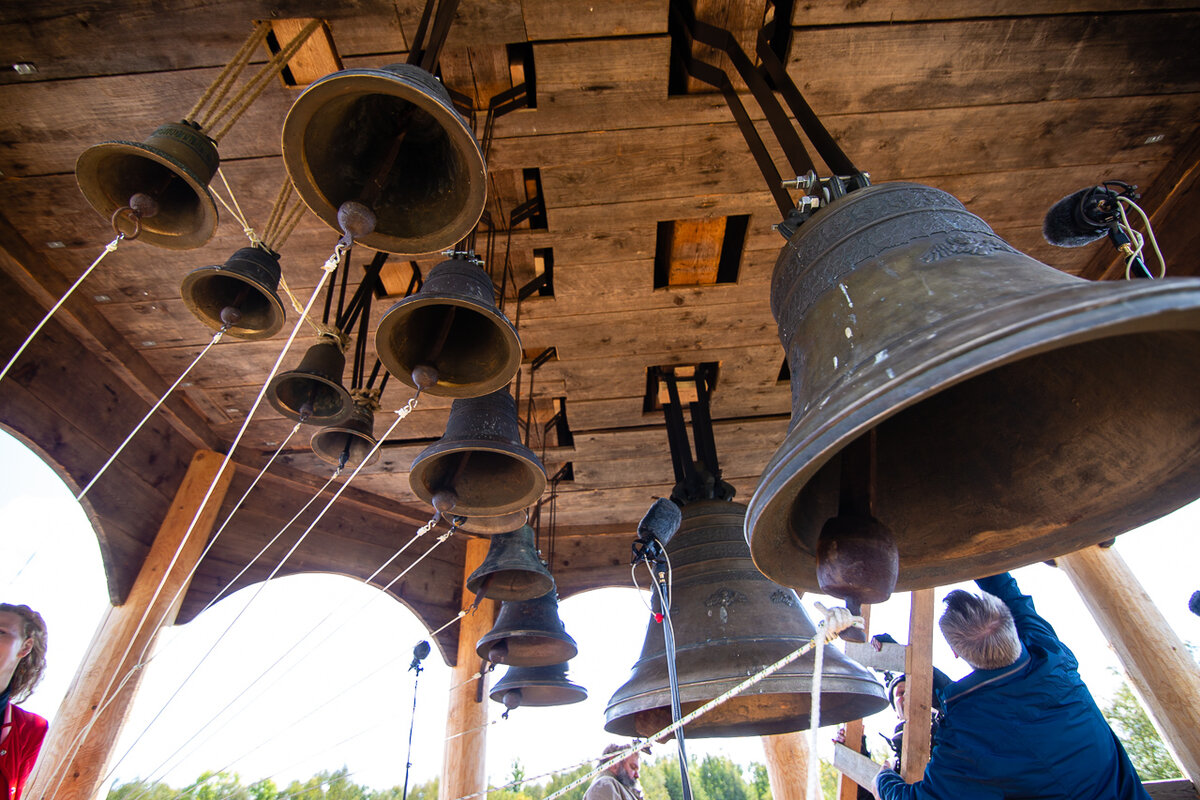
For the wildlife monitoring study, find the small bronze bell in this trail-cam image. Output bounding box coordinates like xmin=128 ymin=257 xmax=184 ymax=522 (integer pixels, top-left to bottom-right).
xmin=281 ymin=64 xmax=486 ymax=255
xmin=310 ymin=399 xmax=379 ymax=469
xmin=748 ymin=182 xmax=1200 ymax=596
xmin=374 ymin=256 xmax=520 ymax=398
xmin=76 ymin=120 xmax=220 ymax=250
xmin=180 ymin=247 xmax=286 ymax=340
xmin=409 ymin=389 xmax=546 ymax=517
xmin=605 ymin=499 xmax=887 ymax=738
xmin=476 ymin=585 xmax=578 ymax=666
xmin=267 ymin=336 xmax=353 ymax=425
xmin=465 ymin=526 xmax=554 ymax=602
xmin=490 ymin=661 xmax=587 ymax=710
xmin=453 ymin=509 xmax=529 ymax=536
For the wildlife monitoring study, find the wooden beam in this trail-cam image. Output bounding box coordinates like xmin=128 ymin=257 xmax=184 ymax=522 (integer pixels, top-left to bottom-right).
xmin=1058 ymin=545 xmax=1200 ymax=784
xmin=762 ymin=730 xmax=811 ymax=800
xmin=26 ymin=449 xmax=233 ymax=800
xmin=440 ymin=537 xmax=496 ymax=800
xmin=834 ymin=742 xmax=883 ymax=796
xmin=901 ymin=589 xmax=935 ymax=782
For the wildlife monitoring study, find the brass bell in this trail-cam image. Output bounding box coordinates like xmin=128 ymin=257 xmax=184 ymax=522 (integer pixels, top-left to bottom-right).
xmin=748 ymin=182 xmax=1200 ymax=597
xmin=605 ymin=499 xmax=888 ymax=738
xmin=409 ymin=389 xmax=547 ymax=517
xmin=281 ymin=63 xmax=486 ymax=255
xmin=267 ymin=336 xmax=353 ymax=425
xmin=476 ymin=585 xmax=578 ymax=666
xmin=453 ymin=508 xmax=529 ymax=536
xmin=465 ymin=525 xmax=554 ymax=602
xmin=374 ymin=256 xmax=520 ymax=398
xmin=310 ymin=398 xmax=379 ymax=469
xmin=180 ymin=247 xmax=286 ymax=340
xmin=75 ymin=120 xmax=220 ymax=250
xmin=490 ymin=661 xmax=587 ymax=710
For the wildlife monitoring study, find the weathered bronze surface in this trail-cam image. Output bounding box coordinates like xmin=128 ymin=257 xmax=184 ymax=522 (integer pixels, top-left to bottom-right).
xmin=180 ymin=246 xmax=285 ymax=340
xmin=605 ymin=499 xmax=887 ymax=738
xmin=748 ymin=182 xmax=1200 ymax=593
xmin=310 ymin=400 xmax=378 ymax=469
xmin=490 ymin=661 xmax=587 ymax=709
xmin=465 ymin=525 xmax=554 ymax=602
xmin=75 ymin=120 xmax=220 ymax=250
xmin=476 ymin=585 xmax=578 ymax=666
xmin=281 ymin=64 xmax=486 ymax=255
xmin=375 ymin=257 xmax=521 ymax=398
xmin=266 ymin=337 xmax=353 ymax=426
xmin=409 ymin=389 xmax=547 ymax=517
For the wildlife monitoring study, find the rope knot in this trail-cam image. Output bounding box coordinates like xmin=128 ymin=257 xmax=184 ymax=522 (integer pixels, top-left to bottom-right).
xmin=813 ymin=601 xmax=863 ymax=641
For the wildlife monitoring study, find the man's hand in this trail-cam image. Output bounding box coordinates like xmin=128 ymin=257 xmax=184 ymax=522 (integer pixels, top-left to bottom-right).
xmin=833 ymin=727 xmax=848 ymax=745
xmin=871 ymin=764 xmax=896 ymax=800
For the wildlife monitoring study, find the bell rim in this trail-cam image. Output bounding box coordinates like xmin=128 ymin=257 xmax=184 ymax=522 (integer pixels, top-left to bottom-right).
xmin=375 ymin=292 xmax=521 ymax=398
xmin=179 ymin=264 xmax=286 ymax=340
xmin=410 ymin=440 xmax=547 ymax=516
xmin=309 ymin=428 xmax=381 ymax=469
xmin=490 ymin=679 xmax=588 ymax=707
xmin=464 ymin=572 xmax=555 ymax=601
xmin=453 ymin=508 xmax=530 ymax=536
xmin=75 ymin=139 xmax=219 ymax=251
xmin=747 ymin=278 xmax=1200 ymax=593
xmin=266 ymin=372 xmax=354 ymax=426
xmin=475 ymin=633 xmax=579 ymax=666
xmin=280 ymin=67 xmax=487 ymax=256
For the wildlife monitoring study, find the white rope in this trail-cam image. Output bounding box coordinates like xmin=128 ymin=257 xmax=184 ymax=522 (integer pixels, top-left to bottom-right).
xmin=43 ymin=251 xmax=343 ymax=800
xmin=77 ymin=328 xmax=225 ymax=500
xmin=212 ymin=170 xmax=266 ymax=251
xmin=0 ymin=233 xmax=122 ymax=385
xmin=1117 ymin=196 xmax=1166 ymax=279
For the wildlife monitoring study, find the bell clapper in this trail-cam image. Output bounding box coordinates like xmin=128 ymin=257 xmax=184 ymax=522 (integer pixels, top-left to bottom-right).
xmin=411 ymin=364 xmax=439 ymax=391
xmin=219 ymin=305 xmax=243 ymax=331
xmin=298 ymin=399 xmax=315 ymax=424
xmin=336 ymin=200 xmax=377 ymax=245
xmin=432 ymin=488 xmax=458 ymax=515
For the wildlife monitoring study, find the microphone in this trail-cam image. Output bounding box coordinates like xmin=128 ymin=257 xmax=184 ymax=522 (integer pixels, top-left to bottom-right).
xmin=1043 ymin=185 xmax=1117 ymax=247
xmin=638 ymin=497 xmax=683 ymax=545
xmin=1189 ymin=590 xmax=1200 ymax=617
xmin=410 ymin=639 xmax=431 ymax=671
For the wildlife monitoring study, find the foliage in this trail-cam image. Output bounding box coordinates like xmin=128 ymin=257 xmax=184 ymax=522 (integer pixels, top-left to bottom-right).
xmin=1101 ymin=682 xmax=1182 ymax=781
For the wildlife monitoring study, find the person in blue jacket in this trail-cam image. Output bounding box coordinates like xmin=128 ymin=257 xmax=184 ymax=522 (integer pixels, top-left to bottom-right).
xmin=872 ymin=572 xmax=1150 ymax=800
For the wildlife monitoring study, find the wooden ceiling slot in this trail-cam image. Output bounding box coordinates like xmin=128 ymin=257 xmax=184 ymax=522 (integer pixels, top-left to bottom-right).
xmin=655 ymin=215 xmax=748 ymax=288
xmin=266 ymin=19 xmax=342 ymax=87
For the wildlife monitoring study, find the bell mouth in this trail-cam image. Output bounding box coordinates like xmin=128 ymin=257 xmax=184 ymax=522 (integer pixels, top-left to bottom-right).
xmin=180 ymin=248 xmax=286 ymax=340
xmin=410 ymin=441 xmax=547 ymax=516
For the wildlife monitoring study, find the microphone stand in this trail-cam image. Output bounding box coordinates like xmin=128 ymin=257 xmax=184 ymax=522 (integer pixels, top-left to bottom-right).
xmin=402 ymin=642 xmax=430 ymax=800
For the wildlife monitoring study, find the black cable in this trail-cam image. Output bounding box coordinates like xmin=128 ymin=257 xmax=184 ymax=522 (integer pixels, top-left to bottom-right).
xmin=652 ymin=570 xmax=693 ymax=800
xmin=402 ymin=641 xmax=431 ymax=800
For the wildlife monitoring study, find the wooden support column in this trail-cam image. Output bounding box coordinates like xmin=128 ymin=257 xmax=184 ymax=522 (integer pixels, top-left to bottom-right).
xmin=440 ymin=537 xmax=496 ymax=800
xmin=901 ymin=589 xmax=935 ymax=782
xmin=27 ymin=450 xmax=232 ymax=800
xmin=762 ymin=731 xmax=811 ymax=800
xmin=1058 ymin=545 xmax=1200 ymax=784
xmin=838 ymin=605 xmax=871 ymax=800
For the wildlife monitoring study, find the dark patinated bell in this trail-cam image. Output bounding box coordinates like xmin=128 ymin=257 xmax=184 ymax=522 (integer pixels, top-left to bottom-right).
xmin=281 ymin=63 xmax=486 ymax=255
xmin=267 ymin=337 xmax=353 ymax=425
xmin=76 ymin=120 xmax=220 ymax=250
xmin=375 ymin=256 xmax=520 ymax=398
xmin=464 ymin=525 xmax=554 ymax=602
xmin=605 ymin=499 xmax=887 ymax=738
xmin=748 ymin=182 xmax=1200 ymax=595
xmin=180 ymin=246 xmax=286 ymax=340
xmin=476 ymin=585 xmax=578 ymax=666
xmin=409 ymin=389 xmax=547 ymax=517
xmin=490 ymin=661 xmax=587 ymax=710
xmin=310 ymin=399 xmax=379 ymax=468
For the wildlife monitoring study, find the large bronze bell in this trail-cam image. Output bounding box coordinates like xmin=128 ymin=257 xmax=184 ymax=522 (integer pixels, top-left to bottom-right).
xmin=267 ymin=336 xmax=353 ymax=425
xmin=476 ymin=585 xmax=578 ymax=666
xmin=310 ymin=398 xmax=379 ymax=469
xmin=409 ymin=389 xmax=547 ymax=516
xmin=76 ymin=121 xmax=220 ymax=250
xmin=180 ymin=247 xmax=286 ymax=340
xmin=281 ymin=64 xmax=486 ymax=255
xmin=375 ymin=256 xmax=521 ymax=398
xmin=465 ymin=525 xmax=554 ymax=602
xmin=490 ymin=661 xmax=587 ymax=710
xmin=605 ymin=499 xmax=887 ymax=738
xmin=747 ymin=182 xmax=1200 ymax=595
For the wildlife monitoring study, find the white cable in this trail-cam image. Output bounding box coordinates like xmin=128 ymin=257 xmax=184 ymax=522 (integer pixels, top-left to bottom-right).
xmin=1118 ymin=196 xmax=1166 ymax=278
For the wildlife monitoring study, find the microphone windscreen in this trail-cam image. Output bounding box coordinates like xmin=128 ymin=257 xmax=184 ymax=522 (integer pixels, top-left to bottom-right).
xmin=413 ymin=640 xmax=432 ymax=660
xmin=637 ymin=497 xmax=682 ymax=544
xmin=1043 ymin=187 xmax=1111 ymax=247
xmin=1189 ymin=590 xmax=1200 ymax=617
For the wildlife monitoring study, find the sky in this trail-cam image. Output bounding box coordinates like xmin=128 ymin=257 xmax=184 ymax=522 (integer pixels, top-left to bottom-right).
xmin=1 ymin=426 xmax=1197 ymax=796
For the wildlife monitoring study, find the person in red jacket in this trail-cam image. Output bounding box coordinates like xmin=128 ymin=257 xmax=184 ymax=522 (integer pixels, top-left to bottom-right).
xmin=0 ymin=604 xmax=48 ymax=800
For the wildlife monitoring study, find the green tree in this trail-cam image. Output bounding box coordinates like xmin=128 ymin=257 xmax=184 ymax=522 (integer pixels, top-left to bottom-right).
xmin=249 ymin=778 xmax=279 ymax=800
xmin=695 ymin=755 xmax=748 ymax=800
xmin=748 ymin=762 xmax=771 ymax=800
xmin=107 ymin=779 xmax=177 ymax=800
xmin=1102 ymin=682 xmax=1182 ymax=781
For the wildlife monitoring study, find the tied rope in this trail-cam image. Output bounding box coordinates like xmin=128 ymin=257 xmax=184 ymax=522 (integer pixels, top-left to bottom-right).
xmin=0 ymin=233 xmax=122 ymax=386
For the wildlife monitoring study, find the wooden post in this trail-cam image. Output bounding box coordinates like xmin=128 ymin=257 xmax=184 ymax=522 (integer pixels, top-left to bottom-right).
xmin=762 ymin=730 xmax=811 ymax=800
xmin=27 ymin=450 xmax=232 ymax=800
xmin=838 ymin=605 xmax=871 ymax=800
xmin=1058 ymin=545 xmax=1200 ymax=784
xmin=901 ymin=589 xmax=935 ymax=782
xmin=440 ymin=537 xmax=496 ymax=800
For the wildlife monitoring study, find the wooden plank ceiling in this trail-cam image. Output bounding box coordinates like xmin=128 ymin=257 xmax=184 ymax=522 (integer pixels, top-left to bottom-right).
xmin=1 ymin=0 xmax=1198 ymax=663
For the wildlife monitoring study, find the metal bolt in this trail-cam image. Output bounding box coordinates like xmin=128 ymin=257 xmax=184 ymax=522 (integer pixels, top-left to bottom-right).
xmin=140 ymin=340 xmax=156 ymax=347
xmin=1144 ymin=134 xmax=1165 ymax=145
xmin=12 ymin=63 xmax=37 ymax=75
xmin=46 ymin=241 xmax=66 ymax=249
xmin=93 ymin=295 xmax=111 ymax=303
